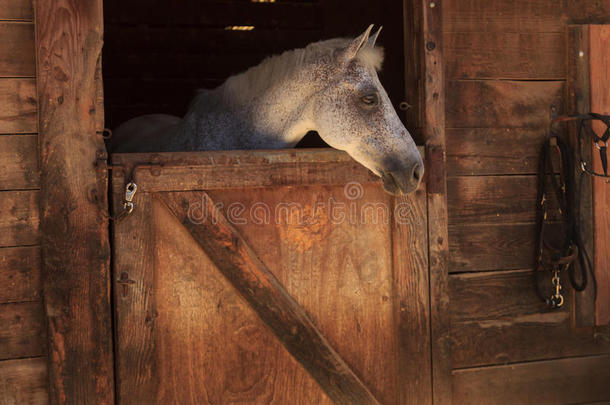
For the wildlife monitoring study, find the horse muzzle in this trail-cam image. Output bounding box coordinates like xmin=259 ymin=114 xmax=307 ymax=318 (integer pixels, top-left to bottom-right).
xmin=380 ymin=160 xmax=424 ymax=195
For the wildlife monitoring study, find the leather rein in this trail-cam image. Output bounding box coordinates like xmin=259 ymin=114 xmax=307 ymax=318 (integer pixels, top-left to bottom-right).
xmin=535 ymin=113 xmax=609 ymax=308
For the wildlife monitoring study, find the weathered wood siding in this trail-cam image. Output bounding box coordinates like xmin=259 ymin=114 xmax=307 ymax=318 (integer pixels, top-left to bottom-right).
xmin=444 ymin=1 xmax=610 ymax=403
xmin=0 ymin=0 xmax=48 ymax=404
xmin=111 ymin=150 xmax=431 ymax=404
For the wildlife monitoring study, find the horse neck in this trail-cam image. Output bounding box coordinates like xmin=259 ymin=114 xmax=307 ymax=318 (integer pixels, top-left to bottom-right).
xmin=220 ymin=66 xmax=321 ymax=147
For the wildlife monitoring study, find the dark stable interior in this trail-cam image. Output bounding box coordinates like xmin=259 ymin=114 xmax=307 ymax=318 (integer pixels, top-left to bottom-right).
xmin=103 ymin=0 xmax=406 ymax=148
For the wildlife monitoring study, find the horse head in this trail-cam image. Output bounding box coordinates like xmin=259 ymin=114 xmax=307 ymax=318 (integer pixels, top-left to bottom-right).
xmin=312 ymin=25 xmax=423 ymax=195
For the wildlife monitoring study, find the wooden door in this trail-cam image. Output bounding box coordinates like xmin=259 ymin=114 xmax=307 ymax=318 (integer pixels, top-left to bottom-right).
xmin=111 ymin=149 xmax=430 ymax=404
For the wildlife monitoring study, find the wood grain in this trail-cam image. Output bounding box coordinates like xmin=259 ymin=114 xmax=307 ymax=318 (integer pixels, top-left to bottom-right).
xmin=111 ymin=149 xmax=387 ymax=192
xmin=0 ymin=246 xmax=40 ymax=303
xmin=421 ymin=0 xmax=452 ymax=402
xmin=159 ymin=190 xmax=380 ymax=405
xmin=453 ymin=354 xmax=610 ymax=404
xmin=0 ymin=135 xmax=39 ymax=190
xmin=567 ymin=25 xmax=596 ymax=326
xmin=0 ymin=79 xmax=37 ymax=134
xmin=0 ymin=23 xmax=35 ymax=77
xmin=443 ymin=0 xmax=566 ymax=33
xmin=449 ymin=223 xmax=536 ymax=272
xmin=0 ymin=357 xmax=48 ymax=405
xmin=208 ymin=184 xmax=421 ymax=405
xmin=446 ymin=128 xmax=547 ymax=175
xmin=450 ymin=270 xmax=610 ymax=368
xmin=446 ymin=80 xmax=564 ymax=128
xmin=445 ymin=32 xmax=565 ymax=79
xmin=450 ymin=270 xmax=553 ymax=323
xmin=152 ymin=194 xmax=332 ymax=404
xmin=0 ymin=301 xmax=46 ymax=360
xmin=589 ymin=25 xmax=610 ymax=326
xmin=35 ymin=1 xmax=114 ymax=403
xmin=112 ymin=192 xmax=157 ymax=404
xmin=0 ymin=0 xmax=33 ymax=21
xmin=567 ymin=0 xmax=610 ymax=24
xmin=392 ymin=189 xmax=432 ymax=404
xmin=0 ymin=190 xmax=39 ymax=247
xmin=447 ymin=175 xmax=561 ymax=224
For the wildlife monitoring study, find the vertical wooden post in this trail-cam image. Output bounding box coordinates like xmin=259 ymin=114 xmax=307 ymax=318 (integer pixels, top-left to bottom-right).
xmin=421 ymin=0 xmax=452 ymax=403
xmin=570 ymin=25 xmax=610 ymax=327
xmin=589 ymin=25 xmax=610 ymax=326
xmin=34 ymin=1 xmax=114 ymax=404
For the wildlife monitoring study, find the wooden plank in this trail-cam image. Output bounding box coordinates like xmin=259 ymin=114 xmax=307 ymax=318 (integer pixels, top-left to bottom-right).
xmin=0 ymin=23 xmax=35 ymax=77
xmin=0 ymin=190 xmax=39 ymax=247
xmin=34 ymin=1 xmax=114 ymax=404
xmin=449 ymin=223 xmax=536 ymax=272
xmin=445 ymin=32 xmax=565 ymax=79
xmin=148 ymin=194 xmax=332 ymax=404
xmin=567 ymin=25 xmax=596 ymax=326
xmin=110 ymin=148 xmax=427 ymax=192
xmin=0 ymin=135 xmax=39 ymax=190
xmin=0 ymin=246 xmax=40 ymax=303
xmin=113 ymin=156 xmax=378 ymax=192
xmin=453 ymin=354 xmax=610 ymax=404
xmin=0 ymin=79 xmax=37 ymax=134
xmin=158 ymin=190 xmax=380 ymax=405
xmin=589 ymin=25 xmax=610 ymax=326
xmin=443 ymin=0 xmax=566 ymax=33
xmin=446 ymin=80 xmax=564 ymax=128
xmin=393 ymin=188 xmax=432 ymax=404
xmin=205 ymin=184 xmax=408 ymax=404
xmin=112 ymin=191 xmax=157 ymax=404
xmin=420 ymin=0 xmax=452 ymax=402
xmin=446 ymin=128 xmax=547 ymax=175
xmin=450 ymin=270 xmax=610 ymax=368
xmin=0 ymin=302 xmax=46 ymax=360
xmin=0 ymin=0 xmax=33 ymax=21
xmin=402 ymin=0 xmax=423 ymax=135
xmin=0 ymin=357 xmax=48 ymax=405
xmin=447 ymin=175 xmax=561 ymax=224
xmin=567 ymin=0 xmax=610 ymax=24
xmin=453 ymin=315 xmax=610 ymax=369
xmin=450 ymin=270 xmax=553 ymax=323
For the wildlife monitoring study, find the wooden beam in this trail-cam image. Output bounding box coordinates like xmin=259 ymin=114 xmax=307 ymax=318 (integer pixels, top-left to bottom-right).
xmin=453 ymin=354 xmax=610 ymax=404
xmin=420 ymin=0 xmax=452 ymax=403
xmin=392 ymin=189 xmax=433 ymax=404
xmin=567 ymin=25 xmax=596 ymax=327
xmin=589 ymin=25 xmax=610 ymax=326
xmin=0 ymin=246 xmax=41 ymax=303
xmin=34 ymin=1 xmax=114 ymax=403
xmin=158 ymin=190 xmax=381 ymax=405
xmin=0 ymin=357 xmax=48 ymax=404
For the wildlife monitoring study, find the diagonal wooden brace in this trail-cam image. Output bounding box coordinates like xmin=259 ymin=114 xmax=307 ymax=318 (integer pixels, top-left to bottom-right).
xmin=157 ymin=191 xmax=380 ymax=405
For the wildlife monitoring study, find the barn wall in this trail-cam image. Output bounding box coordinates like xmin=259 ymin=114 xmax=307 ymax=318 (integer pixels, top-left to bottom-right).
xmin=0 ymin=0 xmax=49 ymax=404
xmin=443 ymin=1 xmax=610 ymax=403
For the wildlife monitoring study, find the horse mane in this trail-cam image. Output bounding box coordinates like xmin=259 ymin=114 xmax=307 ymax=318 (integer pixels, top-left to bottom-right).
xmin=216 ymin=37 xmax=384 ymax=107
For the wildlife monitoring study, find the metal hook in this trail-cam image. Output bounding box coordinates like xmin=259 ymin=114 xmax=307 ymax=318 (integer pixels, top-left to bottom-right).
xmin=123 ymin=182 xmax=137 ymax=214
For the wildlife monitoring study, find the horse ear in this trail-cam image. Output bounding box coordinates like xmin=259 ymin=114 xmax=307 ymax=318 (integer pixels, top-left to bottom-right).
xmin=338 ymin=24 xmax=374 ymax=63
xmin=367 ymin=26 xmax=382 ymax=48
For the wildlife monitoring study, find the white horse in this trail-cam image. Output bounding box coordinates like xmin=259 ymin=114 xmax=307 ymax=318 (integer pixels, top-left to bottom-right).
xmin=110 ymin=25 xmax=424 ymax=195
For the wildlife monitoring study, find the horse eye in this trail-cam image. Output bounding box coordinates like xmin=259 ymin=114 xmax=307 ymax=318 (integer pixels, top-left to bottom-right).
xmin=361 ymin=94 xmax=379 ymax=106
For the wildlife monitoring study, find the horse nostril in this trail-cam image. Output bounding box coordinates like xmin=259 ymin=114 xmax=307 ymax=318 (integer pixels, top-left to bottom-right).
xmin=412 ymin=163 xmax=424 ymax=182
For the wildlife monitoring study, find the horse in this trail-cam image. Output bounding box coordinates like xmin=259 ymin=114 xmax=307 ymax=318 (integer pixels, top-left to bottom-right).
xmin=110 ymin=25 xmax=424 ymax=195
